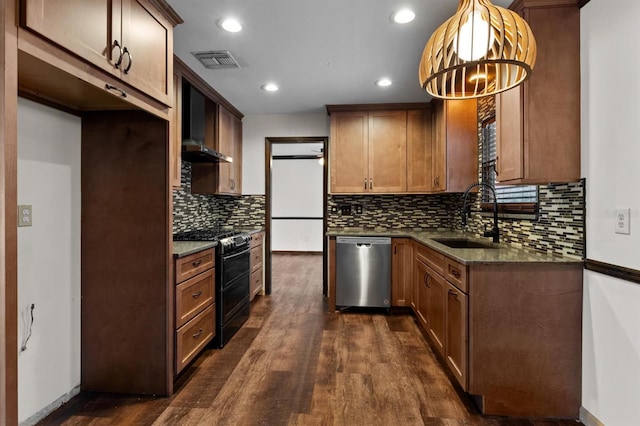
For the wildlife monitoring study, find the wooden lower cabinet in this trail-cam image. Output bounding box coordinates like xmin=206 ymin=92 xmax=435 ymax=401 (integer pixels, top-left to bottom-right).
xmin=391 ymin=238 xmax=413 ymax=307
xmin=407 ymin=241 xmax=582 ymax=417
xmin=174 ymin=248 xmax=216 ymax=374
xmin=250 ymin=231 xmax=264 ymax=301
xmin=445 ymin=282 xmax=467 ymax=390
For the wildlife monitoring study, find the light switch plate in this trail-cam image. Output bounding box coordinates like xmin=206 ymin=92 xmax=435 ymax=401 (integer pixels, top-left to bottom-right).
xmin=614 ymin=208 xmax=630 ymax=234
xmin=18 ymin=205 xmax=32 ymax=227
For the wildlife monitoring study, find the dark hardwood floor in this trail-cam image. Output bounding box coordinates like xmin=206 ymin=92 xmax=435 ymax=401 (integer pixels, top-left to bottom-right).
xmin=40 ymin=253 xmax=582 ymax=425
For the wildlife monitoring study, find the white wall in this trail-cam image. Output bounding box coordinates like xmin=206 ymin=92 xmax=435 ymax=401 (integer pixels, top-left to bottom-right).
xmin=242 ymin=113 xmax=329 ymax=194
xmin=581 ymin=2 xmax=640 ymax=425
xmin=17 ymin=98 xmax=81 ymax=423
xmin=272 ymin=158 xmax=324 ymax=251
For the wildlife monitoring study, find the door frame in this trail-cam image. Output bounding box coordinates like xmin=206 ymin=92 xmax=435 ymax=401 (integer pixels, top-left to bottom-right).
xmin=264 ymin=137 xmax=329 ymax=296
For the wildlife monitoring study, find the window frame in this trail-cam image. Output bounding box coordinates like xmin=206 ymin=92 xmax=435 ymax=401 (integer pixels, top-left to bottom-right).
xmin=480 ymin=116 xmax=538 ymax=217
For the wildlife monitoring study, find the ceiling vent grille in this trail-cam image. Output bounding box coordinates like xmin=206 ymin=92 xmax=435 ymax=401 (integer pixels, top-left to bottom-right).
xmin=192 ymin=50 xmax=240 ymax=69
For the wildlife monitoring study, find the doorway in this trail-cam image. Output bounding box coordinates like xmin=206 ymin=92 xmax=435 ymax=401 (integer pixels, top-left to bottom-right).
xmin=264 ymin=137 xmax=329 ymax=296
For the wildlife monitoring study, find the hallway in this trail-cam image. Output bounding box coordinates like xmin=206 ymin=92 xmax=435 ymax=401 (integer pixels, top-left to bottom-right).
xmin=41 ymin=254 xmax=580 ymax=425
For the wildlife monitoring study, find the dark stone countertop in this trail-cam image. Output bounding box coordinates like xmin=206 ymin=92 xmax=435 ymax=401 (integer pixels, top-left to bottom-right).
xmin=326 ymin=228 xmax=583 ymax=265
xmin=173 ymin=241 xmax=217 ymax=258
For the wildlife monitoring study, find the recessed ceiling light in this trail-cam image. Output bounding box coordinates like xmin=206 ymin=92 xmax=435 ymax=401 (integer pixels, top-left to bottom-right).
xmin=261 ymin=83 xmax=279 ymax=92
xmin=376 ymin=78 xmax=392 ymax=87
xmin=391 ymin=9 xmax=415 ymax=24
xmin=220 ymin=18 xmax=242 ymax=33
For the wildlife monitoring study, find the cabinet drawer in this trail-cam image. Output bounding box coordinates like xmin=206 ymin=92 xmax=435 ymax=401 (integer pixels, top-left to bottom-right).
xmin=445 ymin=258 xmax=467 ymax=293
xmin=415 ymin=243 xmax=445 ymax=276
xmin=175 ymin=304 xmax=215 ymax=374
xmin=250 ymin=246 xmax=263 ymax=271
xmin=176 ymin=269 xmax=215 ymax=328
xmin=250 ymin=267 xmax=263 ymax=298
xmin=175 ymin=249 xmax=215 ymax=283
xmin=251 ymin=232 xmax=264 ymax=248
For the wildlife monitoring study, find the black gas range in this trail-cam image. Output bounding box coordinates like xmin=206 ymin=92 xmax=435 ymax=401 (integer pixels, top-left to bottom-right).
xmin=173 ymin=229 xmax=251 ymax=348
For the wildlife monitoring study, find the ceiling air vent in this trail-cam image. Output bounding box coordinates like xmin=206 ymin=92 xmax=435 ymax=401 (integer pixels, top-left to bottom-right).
xmin=192 ymin=50 xmax=240 ymax=69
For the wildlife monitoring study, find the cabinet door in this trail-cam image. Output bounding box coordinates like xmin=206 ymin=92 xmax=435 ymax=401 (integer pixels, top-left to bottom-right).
xmin=426 ymin=267 xmax=446 ymax=357
xmin=231 ymin=114 xmax=243 ymax=194
xmin=446 ymin=282 xmax=468 ymax=390
xmin=407 ymin=109 xmax=434 ymax=192
xmin=496 ymin=87 xmax=524 ymax=182
xmin=391 ymin=239 xmax=413 ymax=307
xmin=432 ymin=101 xmax=446 ymax=192
xmin=217 ymin=105 xmax=235 ymax=193
xmin=330 ymin=112 xmax=369 ymax=193
xmin=21 ymin=0 xmax=118 ymax=75
xmin=120 ymin=0 xmax=172 ymax=105
xmin=368 ymin=111 xmax=407 ymax=193
xmin=415 ymin=259 xmax=429 ymax=328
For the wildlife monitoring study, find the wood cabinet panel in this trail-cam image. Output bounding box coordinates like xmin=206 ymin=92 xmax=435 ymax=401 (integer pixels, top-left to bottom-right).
xmin=415 ymin=243 xmax=445 ymax=276
xmin=21 ymin=0 xmax=174 ymax=105
xmin=496 ymin=0 xmax=580 ymax=184
xmin=21 ymin=0 xmax=116 ymax=76
xmin=249 ymin=231 xmax=264 ymax=301
xmin=425 ymin=265 xmax=446 ymax=357
xmin=251 ymin=246 xmax=263 ymax=272
xmin=120 ymin=0 xmax=172 ymax=105
xmin=170 ymin=70 xmax=182 ymax=188
xmin=407 ymin=109 xmax=434 ymax=192
xmin=391 ymin=238 xmax=413 ymax=307
xmin=415 ymin=259 xmax=429 ymax=328
xmin=175 ymin=269 xmax=214 ymax=329
xmin=251 ymin=231 xmax=264 ymax=247
xmin=368 ymin=111 xmax=407 ymax=192
xmin=250 ymin=268 xmax=263 ymax=300
xmin=444 ymin=258 xmax=467 ymax=293
xmin=175 ymin=249 xmax=215 ymax=284
xmin=446 ymin=282 xmax=468 ymax=390
xmin=330 ymin=112 xmax=369 ymax=193
xmin=175 ymin=304 xmax=215 ymax=373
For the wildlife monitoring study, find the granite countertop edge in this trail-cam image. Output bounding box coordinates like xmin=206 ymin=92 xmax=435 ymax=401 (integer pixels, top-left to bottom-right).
xmin=326 ymin=229 xmax=583 ymax=265
xmin=173 ymin=241 xmax=218 ymax=258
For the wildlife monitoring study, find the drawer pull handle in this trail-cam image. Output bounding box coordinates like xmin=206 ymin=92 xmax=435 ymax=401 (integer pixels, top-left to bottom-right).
xmin=448 ymin=289 xmax=458 ymax=298
xmin=192 ymin=291 xmax=203 ymax=298
xmin=113 ymin=40 xmax=123 ymax=68
xmin=451 ymin=269 xmax=460 ymax=278
xmin=192 ymin=328 xmax=204 ymax=339
xmin=423 ymin=273 xmax=430 ymax=288
xmin=192 ymin=260 xmax=202 ymax=267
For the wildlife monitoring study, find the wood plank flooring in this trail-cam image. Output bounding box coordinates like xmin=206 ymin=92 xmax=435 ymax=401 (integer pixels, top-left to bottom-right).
xmin=40 ymin=253 xmax=582 ymax=426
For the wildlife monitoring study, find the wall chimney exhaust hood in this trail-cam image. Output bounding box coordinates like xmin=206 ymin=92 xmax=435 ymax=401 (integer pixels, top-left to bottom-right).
xmin=181 ymin=81 xmax=232 ymax=163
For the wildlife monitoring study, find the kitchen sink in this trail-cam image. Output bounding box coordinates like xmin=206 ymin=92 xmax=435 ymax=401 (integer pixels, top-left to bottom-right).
xmin=431 ymin=238 xmax=499 ymax=249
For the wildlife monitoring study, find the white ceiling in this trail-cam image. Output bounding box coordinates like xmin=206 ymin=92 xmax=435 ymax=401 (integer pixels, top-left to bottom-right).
xmin=167 ymin=0 xmax=512 ymax=116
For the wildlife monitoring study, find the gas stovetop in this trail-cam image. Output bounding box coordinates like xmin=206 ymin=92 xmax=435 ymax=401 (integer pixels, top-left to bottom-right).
xmin=173 ymin=229 xmax=244 ymax=242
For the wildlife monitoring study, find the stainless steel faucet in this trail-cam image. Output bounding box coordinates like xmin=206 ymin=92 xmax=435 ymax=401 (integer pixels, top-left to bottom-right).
xmin=461 ymin=182 xmax=500 ymax=243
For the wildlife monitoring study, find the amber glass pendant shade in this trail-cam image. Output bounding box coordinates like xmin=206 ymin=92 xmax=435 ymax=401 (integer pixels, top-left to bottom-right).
xmin=419 ymin=0 xmax=537 ymax=99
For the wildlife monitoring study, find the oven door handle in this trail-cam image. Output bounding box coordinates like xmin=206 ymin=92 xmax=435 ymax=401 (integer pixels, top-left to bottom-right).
xmin=222 ymin=247 xmax=250 ymax=261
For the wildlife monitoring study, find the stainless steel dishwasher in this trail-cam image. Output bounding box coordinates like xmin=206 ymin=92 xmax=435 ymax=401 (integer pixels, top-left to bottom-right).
xmin=336 ymin=236 xmax=391 ymax=309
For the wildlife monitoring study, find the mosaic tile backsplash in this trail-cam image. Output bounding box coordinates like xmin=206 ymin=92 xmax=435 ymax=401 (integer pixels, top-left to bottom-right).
xmin=173 ymin=161 xmax=265 ymax=234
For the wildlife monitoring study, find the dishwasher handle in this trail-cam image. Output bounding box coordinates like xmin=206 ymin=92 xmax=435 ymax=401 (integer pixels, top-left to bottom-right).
xmin=356 ymin=243 xmax=371 ymax=248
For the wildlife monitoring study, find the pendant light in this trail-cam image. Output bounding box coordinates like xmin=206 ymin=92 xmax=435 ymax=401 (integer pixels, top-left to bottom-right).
xmin=419 ymin=0 xmax=537 ymax=99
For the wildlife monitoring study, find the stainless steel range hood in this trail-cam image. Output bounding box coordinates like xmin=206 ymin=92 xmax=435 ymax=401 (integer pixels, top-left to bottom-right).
xmin=181 ymin=80 xmax=232 ymax=163
xmin=182 ymin=140 xmax=232 ymax=163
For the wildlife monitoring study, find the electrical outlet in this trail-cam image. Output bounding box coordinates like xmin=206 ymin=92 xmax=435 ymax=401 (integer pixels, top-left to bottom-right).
xmin=354 ymin=204 xmax=363 ymax=214
xmin=614 ymin=208 xmax=630 ymax=234
xmin=340 ymin=205 xmax=352 ymax=215
xmin=18 ymin=205 xmax=32 ymax=227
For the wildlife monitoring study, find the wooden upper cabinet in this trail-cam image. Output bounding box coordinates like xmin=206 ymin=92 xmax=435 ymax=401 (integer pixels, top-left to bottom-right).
xmin=407 ymin=108 xmax=434 ymax=193
xmin=431 ymin=99 xmax=478 ymax=193
xmin=20 ymin=0 xmax=174 ymax=106
xmin=496 ymin=0 xmax=580 ymax=184
xmin=368 ymin=111 xmax=407 ymax=193
xmin=330 ymin=111 xmax=369 ymax=193
xmin=216 ymin=105 xmax=242 ymax=195
xmin=170 ymin=70 xmax=182 ymax=188
xmin=329 ymin=110 xmax=406 ymax=193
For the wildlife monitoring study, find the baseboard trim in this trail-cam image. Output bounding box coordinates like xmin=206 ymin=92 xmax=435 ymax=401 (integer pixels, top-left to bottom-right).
xmin=21 ymin=385 xmax=81 ymax=426
xmin=272 ymin=251 xmax=322 ymax=255
xmin=580 ymin=406 xmax=606 ymax=426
